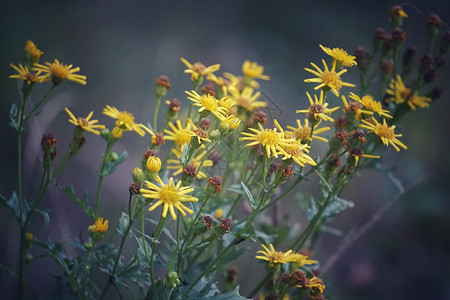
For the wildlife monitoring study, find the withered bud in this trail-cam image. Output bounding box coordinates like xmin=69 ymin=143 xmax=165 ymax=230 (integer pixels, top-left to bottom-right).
xmin=156 ymin=75 xmax=171 ymax=89
xmin=349 ymin=129 xmax=367 ymax=144
xmin=167 ymin=98 xmax=181 ymax=112
xmin=391 ymin=27 xmax=406 ymax=46
xmin=373 ymin=28 xmax=387 ymax=51
xmin=76 ymin=136 xmax=86 ymax=148
xmin=219 ymin=218 xmax=233 ymax=233
xmin=439 ymin=30 xmax=450 ymax=54
xmin=253 ymin=110 xmax=268 ymax=124
xmin=267 ymin=161 xmax=279 ymax=176
xmin=152 ymin=132 xmax=166 ymax=145
xmin=281 ymin=273 xmax=292 ymax=283
xmin=427 ymin=14 xmax=442 ymax=38
xmin=424 ymin=68 xmax=438 ymax=83
xmin=200 ymin=82 xmax=216 ymax=97
xmin=143 ymin=149 xmax=157 ymax=159
xmin=389 ymin=5 xmax=406 ymax=19
xmin=291 ymin=270 xmax=307 ymax=286
xmin=349 ymin=147 xmax=364 ymax=158
xmin=420 ymin=54 xmax=434 ymax=70
xmin=201 ymin=215 xmax=214 ymax=230
xmin=353 ymin=46 xmax=370 ymax=72
xmin=199 ymin=118 xmax=211 ymax=130
xmin=207 ymin=175 xmax=223 ymax=193
xmin=281 ymin=165 xmax=295 ymax=177
xmin=208 ymin=150 xmax=222 ymax=165
xmin=182 ymin=164 xmax=198 ymax=177
xmin=334 ymin=116 xmax=347 ymax=131
xmin=41 ymin=133 xmax=57 ymax=155
xmin=129 ymin=182 xmax=140 ymax=195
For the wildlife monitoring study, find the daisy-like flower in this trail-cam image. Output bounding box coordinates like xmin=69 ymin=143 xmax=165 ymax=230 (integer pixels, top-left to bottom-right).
xmin=304 ymin=59 xmax=355 ymax=96
xmin=242 ymin=60 xmax=270 ymax=80
xmin=164 ymin=119 xmax=194 ymax=146
xmin=349 ymin=92 xmax=393 ymax=118
xmin=348 ymin=147 xmax=380 ymax=166
xmin=359 ymin=117 xmax=407 ymax=152
xmin=181 ymin=57 xmax=220 ymax=82
xmin=341 ymin=95 xmax=374 ymax=119
xmin=296 ymin=277 xmax=326 ymax=294
xmin=140 ymin=176 xmax=198 ymax=220
xmin=386 ymin=75 xmax=432 ymax=110
xmin=91 ymin=217 xmax=109 ymax=233
xmin=32 ymin=59 xmax=87 ymax=85
xmin=103 ymin=105 xmax=146 ymax=138
xmin=187 ymin=118 xmax=211 ymax=145
xmin=255 ymin=243 xmax=292 ymax=267
xmin=65 ymin=108 xmax=105 ymax=135
xmin=239 ymin=119 xmax=293 ymax=158
xmin=285 ymin=252 xmax=318 ymax=267
xmin=167 ymin=148 xmax=213 ymax=179
xmin=9 ymin=63 xmax=49 ymax=85
xmin=185 ymin=90 xmax=228 ymax=120
xmin=287 ymin=119 xmax=330 ymax=143
xmin=24 ymin=40 xmax=44 ymax=62
xmin=217 ymin=96 xmax=236 ymax=110
xmin=319 ymin=44 xmax=357 ymax=68
xmin=228 ymin=86 xmax=267 ymax=112
xmin=141 ymin=125 xmax=166 ymax=146
xmin=296 ymin=91 xmax=340 ymax=122
xmin=220 ymin=115 xmax=241 ymax=130
xmin=277 ymin=140 xmax=317 ymax=167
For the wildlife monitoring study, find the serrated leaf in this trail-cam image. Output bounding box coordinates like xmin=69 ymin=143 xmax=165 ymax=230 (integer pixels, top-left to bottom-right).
xmin=205 ymin=286 xmax=250 ymax=299
xmin=56 ymin=183 xmax=95 ymax=219
xmin=0 ymin=191 xmax=29 ymax=223
xmin=103 ymin=151 xmax=127 ymax=176
xmin=305 ymin=196 xmax=318 ymax=220
xmin=9 ymin=103 xmax=18 ymax=129
xmin=322 ymin=197 xmax=354 ymax=219
xmin=240 ymin=182 xmax=256 ymax=209
xmin=133 ymin=234 xmax=152 ymax=269
xmin=117 ymin=212 xmax=132 ymax=238
xmin=144 ymin=218 xmax=177 ymax=244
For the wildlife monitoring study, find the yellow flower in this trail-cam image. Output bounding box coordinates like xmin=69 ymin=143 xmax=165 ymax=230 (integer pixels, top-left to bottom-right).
xmin=181 ymin=57 xmax=220 ymax=81
xmin=341 ymin=95 xmax=374 ymax=119
xmin=348 ymin=92 xmax=393 ymax=118
xmin=286 ymin=119 xmax=330 ymax=143
xmin=277 ymin=140 xmax=317 ymax=167
xmin=359 ymin=117 xmax=407 ymax=152
xmin=206 ymin=73 xmax=229 ymax=95
xmin=167 ymin=149 xmax=213 ymax=179
xmin=239 ymin=119 xmax=293 ymax=158
xmin=319 ymin=44 xmax=357 ymax=68
xmin=140 ymin=176 xmax=198 ymax=220
xmin=223 ymin=72 xmax=260 ymax=90
xmin=242 ymin=60 xmax=270 ymax=80
xmin=187 ymin=118 xmax=211 ymax=145
xmin=91 ymin=217 xmax=109 ymax=233
xmin=296 ymin=91 xmax=340 ymax=122
xmin=215 ymin=208 xmax=224 ymax=219
xmin=348 ymin=147 xmax=380 ymax=166
xmin=386 ymin=75 xmax=431 ymax=110
xmin=255 ymin=243 xmax=292 ymax=267
xmin=32 ymin=59 xmax=87 ymax=85
xmin=285 ymin=252 xmax=318 ymax=267
xmin=24 ymin=40 xmax=44 ymax=62
xmin=146 ymin=155 xmax=162 ymax=173
xmin=228 ymin=86 xmax=267 ymax=112
xmin=102 ymin=105 xmax=146 ymax=138
xmin=164 ymin=120 xmax=194 ymax=146
xmin=9 ymin=63 xmax=49 ymax=85
xmin=296 ymin=277 xmax=326 ymax=294
xmin=304 ymin=59 xmax=355 ymax=96
xmin=185 ymin=90 xmax=228 ymax=120
xmin=217 ymin=96 xmax=235 ymax=110
xmin=65 ymin=108 xmax=105 ymax=135
xmin=220 ymin=115 xmax=241 ymax=130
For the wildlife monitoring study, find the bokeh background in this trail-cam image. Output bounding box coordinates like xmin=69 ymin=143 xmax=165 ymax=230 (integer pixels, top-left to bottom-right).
xmin=1 ymin=0 xmax=450 ymax=299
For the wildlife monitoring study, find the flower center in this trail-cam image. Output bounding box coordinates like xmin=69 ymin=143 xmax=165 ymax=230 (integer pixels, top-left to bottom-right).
xmin=77 ymin=117 xmax=89 ymax=127
xmin=320 ymin=71 xmax=342 ymax=90
xmin=258 ymin=129 xmax=280 ymax=146
xmin=237 ymin=96 xmax=251 ymax=108
xmin=283 ymin=143 xmax=303 ymax=156
xmin=310 ymin=104 xmax=324 ymax=114
xmin=269 ymin=251 xmax=284 ymax=265
xmin=400 ymin=87 xmax=411 ymax=99
xmin=199 ymin=94 xmax=219 ymax=111
xmin=194 ymin=128 xmax=208 ymax=139
xmin=159 ymin=184 xmax=181 ymax=204
xmin=376 ymin=124 xmax=395 ymax=139
xmin=117 ymin=111 xmax=135 ymax=125
xmin=175 ymin=130 xmax=192 ymax=145
xmin=192 ymin=62 xmax=206 ymax=74
xmin=294 ymin=127 xmax=311 ymax=141
xmin=362 ymin=96 xmax=383 ymax=111
xmin=50 ymin=63 xmax=70 ymax=79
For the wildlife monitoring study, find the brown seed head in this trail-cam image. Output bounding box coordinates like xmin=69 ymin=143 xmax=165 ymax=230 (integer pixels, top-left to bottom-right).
xmin=129 ymin=182 xmax=140 ymax=195
xmin=152 ymin=132 xmax=166 ymax=145
xmin=201 ymin=82 xmax=216 ymax=97
xmin=168 ymin=98 xmax=181 ymax=112
xmin=183 ymin=164 xmax=198 ymax=177
xmin=207 ymin=175 xmax=223 ymax=192
xmin=143 ymin=149 xmax=157 ymax=159
xmin=427 ymin=14 xmax=442 ymax=28
xmin=219 ymin=218 xmax=232 ymax=233
xmin=254 ymin=110 xmax=268 ymax=124
xmin=201 ymin=215 xmax=214 ymax=230
xmin=391 ymin=27 xmax=406 ymax=45
xmin=156 ymin=75 xmax=171 ymax=89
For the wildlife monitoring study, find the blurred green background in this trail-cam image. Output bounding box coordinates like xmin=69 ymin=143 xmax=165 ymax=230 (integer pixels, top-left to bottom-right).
xmin=1 ymin=0 xmax=450 ymax=299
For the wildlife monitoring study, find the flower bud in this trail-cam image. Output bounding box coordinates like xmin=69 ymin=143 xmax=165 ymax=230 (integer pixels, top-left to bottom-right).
xmin=132 ymin=167 xmax=145 ymax=183
xmin=391 ymin=27 xmax=406 ymax=48
xmin=389 ymin=5 xmax=408 ymax=27
xmin=209 ymin=130 xmax=221 ymax=141
xmin=206 ymin=175 xmax=223 ymax=195
xmin=155 ymin=75 xmax=170 ymax=99
xmin=439 ymin=31 xmax=450 ymax=54
xmin=145 ymin=155 xmax=161 ymax=180
xmin=353 ymin=46 xmax=370 ymax=73
xmin=165 ymin=98 xmax=181 ymax=120
xmin=373 ymin=28 xmax=387 ymax=51
xmin=427 ymin=14 xmax=442 ymax=39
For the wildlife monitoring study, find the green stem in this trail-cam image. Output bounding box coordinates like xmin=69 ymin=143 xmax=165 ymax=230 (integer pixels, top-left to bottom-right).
xmin=153 ymin=96 xmax=162 ymax=132
xmin=95 ymin=141 xmax=114 ymax=215
xmin=81 ymin=248 xmax=93 ymax=300
xmin=23 ymin=84 xmax=56 ymax=122
xmin=141 ymin=207 xmax=151 ymax=267
xmin=148 ymin=217 xmax=166 ymax=300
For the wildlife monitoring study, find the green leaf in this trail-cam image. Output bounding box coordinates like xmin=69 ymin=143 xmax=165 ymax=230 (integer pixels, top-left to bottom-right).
xmin=9 ymin=103 xmax=18 ymax=130
xmin=133 ymin=234 xmax=152 ymax=269
xmin=144 ymin=218 xmax=177 ymax=244
xmin=305 ymin=196 xmax=317 ymax=221
xmin=56 ymin=183 xmax=95 ymax=219
xmin=322 ymin=197 xmax=354 ymax=219
xmin=117 ymin=212 xmax=132 ymax=238
xmin=240 ymin=182 xmax=256 ymax=209
xmin=35 ymin=205 xmax=51 ymax=228
xmin=387 ymin=171 xmax=404 ymax=193
xmin=0 ymin=191 xmax=29 ymax=223
xmin=103 ymin=151 xmax=127 ymax=176
xmin=205 ymin=286 xmax=250 ymax=299
xmin=180 ymin=143 xmax=189 ymax=166
xmin=0 ymin=262 xmax=18 ymax=278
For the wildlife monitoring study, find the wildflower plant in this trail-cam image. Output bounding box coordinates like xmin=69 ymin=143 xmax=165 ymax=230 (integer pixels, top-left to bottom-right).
xmin=1 ymin=5 xmax=449 ymax=300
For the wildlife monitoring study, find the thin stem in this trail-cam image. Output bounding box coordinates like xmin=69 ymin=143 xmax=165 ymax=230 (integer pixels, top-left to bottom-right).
xmin=23 ymin=84 xmax=56 ymax=122
xmin=95 ymin=141 xmax=114 ymax=215
xmin=81 ymin=248 xmax=93 ymax=300
xmin=141 ymin=207 xmax=151 ymax=267
xmin=153 ymin=96 xmax=162 ymax=131
xmin=148 ymin=217 xmax=166 ymax=300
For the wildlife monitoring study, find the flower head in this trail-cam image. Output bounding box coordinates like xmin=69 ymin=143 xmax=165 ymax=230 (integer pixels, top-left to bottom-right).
xmin=287 ymin=119 xmax=330 ymax=143
xmin=91 ymin=217 xmax=109 ymax=233
xmin=228 ymin=86 xmax=267 ymax=112
xmin=32 ymin=59 xmax=86 ymax=85
xmin=359 ymin=117 xmax=407 ymax=152
xmin=9 ymin=63 xmax=49 ymax=85
xmin=187 ymin=118 xmax=211 ymax=145
xmin=255 ymin=243 xmax=292 ymax=267
xmin=341 ymin=95 xmax=374 ymax=119
xmin=348 ymin=92 xmax=392 ymax=118
xmin=185 ymin=90 xmax=228 ymax=120
xmin=239 ymin=120 xmax=293 ymax=158
xmin=285 ymin=252 xmax=318 ymax=267
xmin=181 ymin=57 xmax=220 ymax=82
xmin=24 ymin=40 xmax=44 ymax=62
xmin=296 ymin=91 xmax=340 ymax=122
xmin=65 ymin=108 xmax=105 ymax=135
xmin=103 ymin=105 xmax=146 ymax=138
xmin=348 ymin=147 xmax=380 ymax=166
xmin=277 ymin=139 xmax=317 ymax=167
xmin=140 ymin=176 xmax=198 ymax=220
xmin=164 ymin=120 xmax=194 ymax=146
xmin=386 ymin=75 xmax=432 ymax=110
xmin=305 ymin=59 xmax=355 ymax=96
xmin=242 ymin=60 xmax=270 ymax=80
xmin=319 ymin=44 xmax=357 ymax=68
xmin=167 ymin=149 xmax=213 ymax=179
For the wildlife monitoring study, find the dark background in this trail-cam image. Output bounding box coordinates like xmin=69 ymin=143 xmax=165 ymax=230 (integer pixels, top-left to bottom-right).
xmin=1 ymin=0 xmax=450 ymax=299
